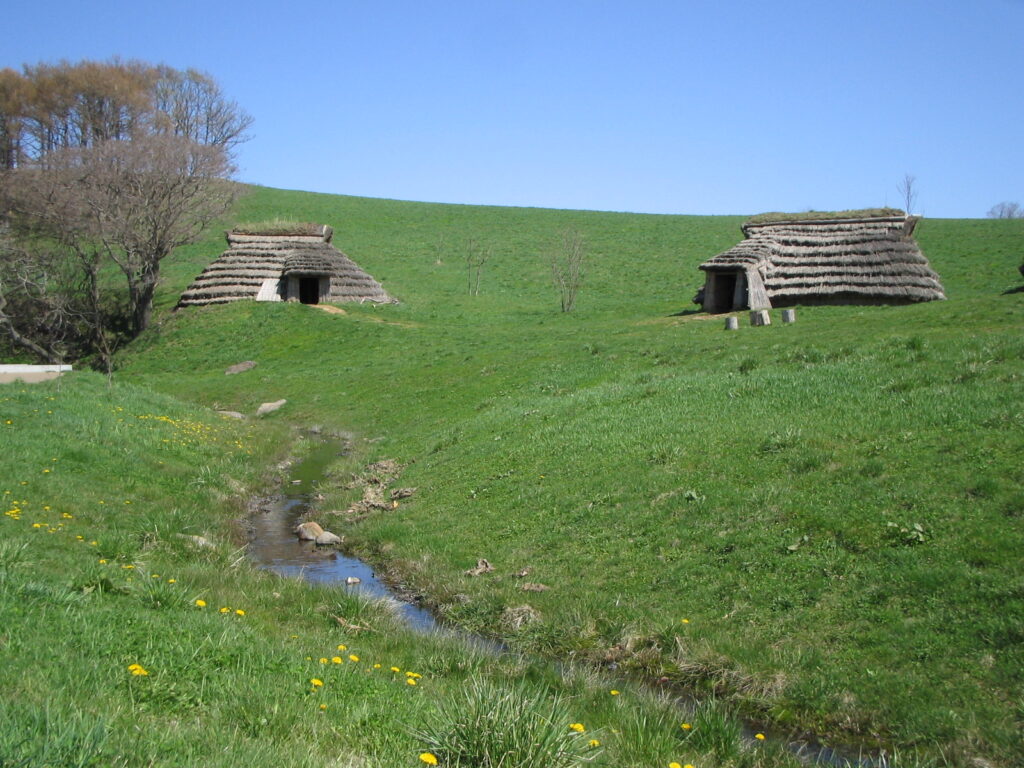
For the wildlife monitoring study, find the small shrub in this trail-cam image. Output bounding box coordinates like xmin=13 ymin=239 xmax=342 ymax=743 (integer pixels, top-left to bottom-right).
xmin=738 ymin=357 xmax=759 ymax=375
xmin=612 ymin=705 xmax=683 ymax=767
xmin=885 ymin=521 xmax=927 ymax=546
xmin=685 ymin=697 xmax=744 ymax=761
xmin=414 ymin=677 xmax=590 ymax=768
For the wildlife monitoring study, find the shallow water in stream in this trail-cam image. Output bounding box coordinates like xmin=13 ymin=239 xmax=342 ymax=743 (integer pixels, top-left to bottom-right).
xmin=247 ymin=437 xmax=873 ymax=767
xmin=246 ymin=438 xmax=439 ymax=632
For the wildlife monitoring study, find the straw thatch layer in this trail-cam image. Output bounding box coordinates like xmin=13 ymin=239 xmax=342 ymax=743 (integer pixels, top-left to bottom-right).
xmin=697 ymin=215 xmax=944 ymax=312
xmin=178 ymin=226 xmax=393 ymax=307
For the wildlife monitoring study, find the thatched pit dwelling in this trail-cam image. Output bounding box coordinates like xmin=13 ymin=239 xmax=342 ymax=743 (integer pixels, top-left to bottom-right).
xmin=177 ymin=224 xmax=393 ymax=307
xmin=696 ymin=209 xmax=945 ymax=313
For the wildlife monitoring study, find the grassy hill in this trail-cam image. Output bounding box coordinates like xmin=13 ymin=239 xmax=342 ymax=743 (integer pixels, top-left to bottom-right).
xmin=6 ymin=185 xmax=1023 ymax=766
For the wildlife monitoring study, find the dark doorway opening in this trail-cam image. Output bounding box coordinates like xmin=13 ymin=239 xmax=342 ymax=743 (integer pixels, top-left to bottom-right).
xmin=298 ymin=277 xmax=320 ymax=304
xmin=713 ymin=272 xmax=738 ymax=313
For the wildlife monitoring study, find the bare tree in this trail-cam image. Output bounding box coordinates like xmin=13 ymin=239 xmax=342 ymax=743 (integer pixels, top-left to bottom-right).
xmin=465 ymin=237 xmax=492 ymax=295
xmin=549 ymin=228 xmax=585 ymax=312
xmin=0 ymin=59 xmax=252 ymax=168
xmin=0 ymin=58 xmax=248 ymax=361
xmin=4 ymin=134 xmax=237 ymax=336
xmin=151 ymin=66 xmax=252 ymax=151
xmin=987 ymin=201 xmax=1023 ymax=219
xmin=0 ymin=225 xmax=117 ymax=372
xmin=897 ymin=173 xmax=917 ymax=214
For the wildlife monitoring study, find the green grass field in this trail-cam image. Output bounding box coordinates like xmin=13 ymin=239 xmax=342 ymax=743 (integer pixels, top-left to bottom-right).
xmin=4 ymin=185 xmax=1023 ymax=766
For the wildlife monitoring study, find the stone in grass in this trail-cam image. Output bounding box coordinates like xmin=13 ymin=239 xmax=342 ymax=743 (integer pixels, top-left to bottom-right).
xmin=295 ymin=521 xmax=324 ymax=541
xmin=217 ymin=410 xmax=245 ymax=420
xmin=315 ymin=531 xmax=343 ymax=546
xmin=225 ymin=360 xmax=257 ymax=375
xmin=175 ymin=533 xmax=216 ymax=549
xmin=256 ymin=399 xmax=287 ymax=417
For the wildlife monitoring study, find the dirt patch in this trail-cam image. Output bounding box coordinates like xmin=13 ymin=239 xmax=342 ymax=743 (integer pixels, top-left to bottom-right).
xmin=334 ymin=458 xmax=415 ymax=520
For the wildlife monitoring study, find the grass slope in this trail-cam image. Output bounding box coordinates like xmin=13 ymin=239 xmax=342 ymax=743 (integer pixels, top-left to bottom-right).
xmin=3 ymin=374 xmax=787 ymax=768
xmin=24 ymin=185 xmax=1024 ymax=764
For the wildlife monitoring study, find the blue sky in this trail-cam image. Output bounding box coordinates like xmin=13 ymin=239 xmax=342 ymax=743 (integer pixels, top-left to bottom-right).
xmin=5 ymin=0 xmax=1022 ymax=217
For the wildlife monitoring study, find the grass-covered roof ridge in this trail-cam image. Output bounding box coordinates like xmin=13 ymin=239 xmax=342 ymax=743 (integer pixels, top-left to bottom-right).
xmin=230 ymin=220 xmax=325 ymax=236
xmin=745 ymin=207 xmax=906 ymax=226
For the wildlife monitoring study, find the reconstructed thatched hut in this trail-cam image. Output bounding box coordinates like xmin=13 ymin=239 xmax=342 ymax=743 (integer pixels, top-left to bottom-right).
xmin=696 ymin=209 xmax=945 ymax=313
xmin=177 ymin=224 xmax=393 ymax=307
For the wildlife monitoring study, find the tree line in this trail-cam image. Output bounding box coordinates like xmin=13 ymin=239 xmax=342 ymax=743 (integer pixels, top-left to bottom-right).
xmin=0 ymin=59 xmax=250 ymax=371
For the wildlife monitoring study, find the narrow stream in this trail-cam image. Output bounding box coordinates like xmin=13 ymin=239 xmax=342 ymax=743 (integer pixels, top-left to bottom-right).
xmin=247 ymin=438 xmax=439 ymax=632
xmin=247 ymin=437 xmax=872 ymax=768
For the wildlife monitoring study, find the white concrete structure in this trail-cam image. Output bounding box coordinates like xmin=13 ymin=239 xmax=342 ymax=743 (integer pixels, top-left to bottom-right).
xmin=0 ymin=364 xmax=73 ymax=383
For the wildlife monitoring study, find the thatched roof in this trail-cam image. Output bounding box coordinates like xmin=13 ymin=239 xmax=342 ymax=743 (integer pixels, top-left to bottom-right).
xmin=698 ymin=213 xmax=945 ymax=308
xmin=177 ymin=225 xmax=393 ymax=307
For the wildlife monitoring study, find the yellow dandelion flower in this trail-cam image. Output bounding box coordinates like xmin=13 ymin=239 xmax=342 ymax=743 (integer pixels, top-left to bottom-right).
xmin=121 ymin=564 xmax=134 ymax=570
xmin=219 ymin=606 xmax=230 ymax=613
xmin=588 ymin=739 xmax=600 ymax=747
xmin=195 ymin=599 xmax=206 ymax=607
xmin=310 ymin=678 xmax=323 ymax=688
xmin=336 ymin=644 xmax=347 ymax=651
xmin=610 ymin=689 xmax=620 ymax=696
xmin=332 ymin=656 xmax=343 ymax=664
xmin=319 ymin=657 xmax=329 ymax=664
xmin=167 ymin=578 xmax=176 ymax=584
xmin=569 ymin=723 xmax=585 ymax=733
xmin=373 ymin=663 xmax=382 ymax=669
xmin=419 ymin=754 xmax=438 ymax=766
xmin=98 ymin=559 xmax=107 ymax=564
xmin=235 ymin=609 xmax=245 ymax=616
xmin=755 ymin=733 xmax=765 ymax=741
xmin=151 ymin=574 xmax=160 ymax=579
xmin=319 ymin=704 xmax=327 ymax=711
xmin=669 ymin=763 xmax=682 ymax=768
xmin=348 ymin=654 xmax=359 ymax=662
xmin=681 ymin=618 xmax=690 ymax=624
xmin=680 ymin=723 xmax=692 ymax=731
xmin=127 ymin=664 xmax=149 ymax=676
xmin=406 ymin=678 xmax=417 ymax=686
xmin=391 ymin=666 xmax=401 ymax=673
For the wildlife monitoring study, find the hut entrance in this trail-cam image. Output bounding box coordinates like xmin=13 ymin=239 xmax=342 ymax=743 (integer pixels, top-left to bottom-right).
xmin=298 ymin=277 xmax=320 ymax=304
xmin=706 ymin=271 xmax=746 ymax=313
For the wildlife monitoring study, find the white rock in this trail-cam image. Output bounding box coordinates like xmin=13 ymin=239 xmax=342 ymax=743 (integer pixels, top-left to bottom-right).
xmin=256 ymin=399 xmax=287 ymax=417
xmin=315 ymin=531 xmax=343 ymax=546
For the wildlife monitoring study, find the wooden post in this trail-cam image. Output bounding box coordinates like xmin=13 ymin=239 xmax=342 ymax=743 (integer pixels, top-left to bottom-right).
xmin=750 ymin=309 xmax=771 ymax=327
xmin=724 ymin=316 xmax=739 ymax=331
xmin=782 ymin=309 xmax=796 ymax=324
